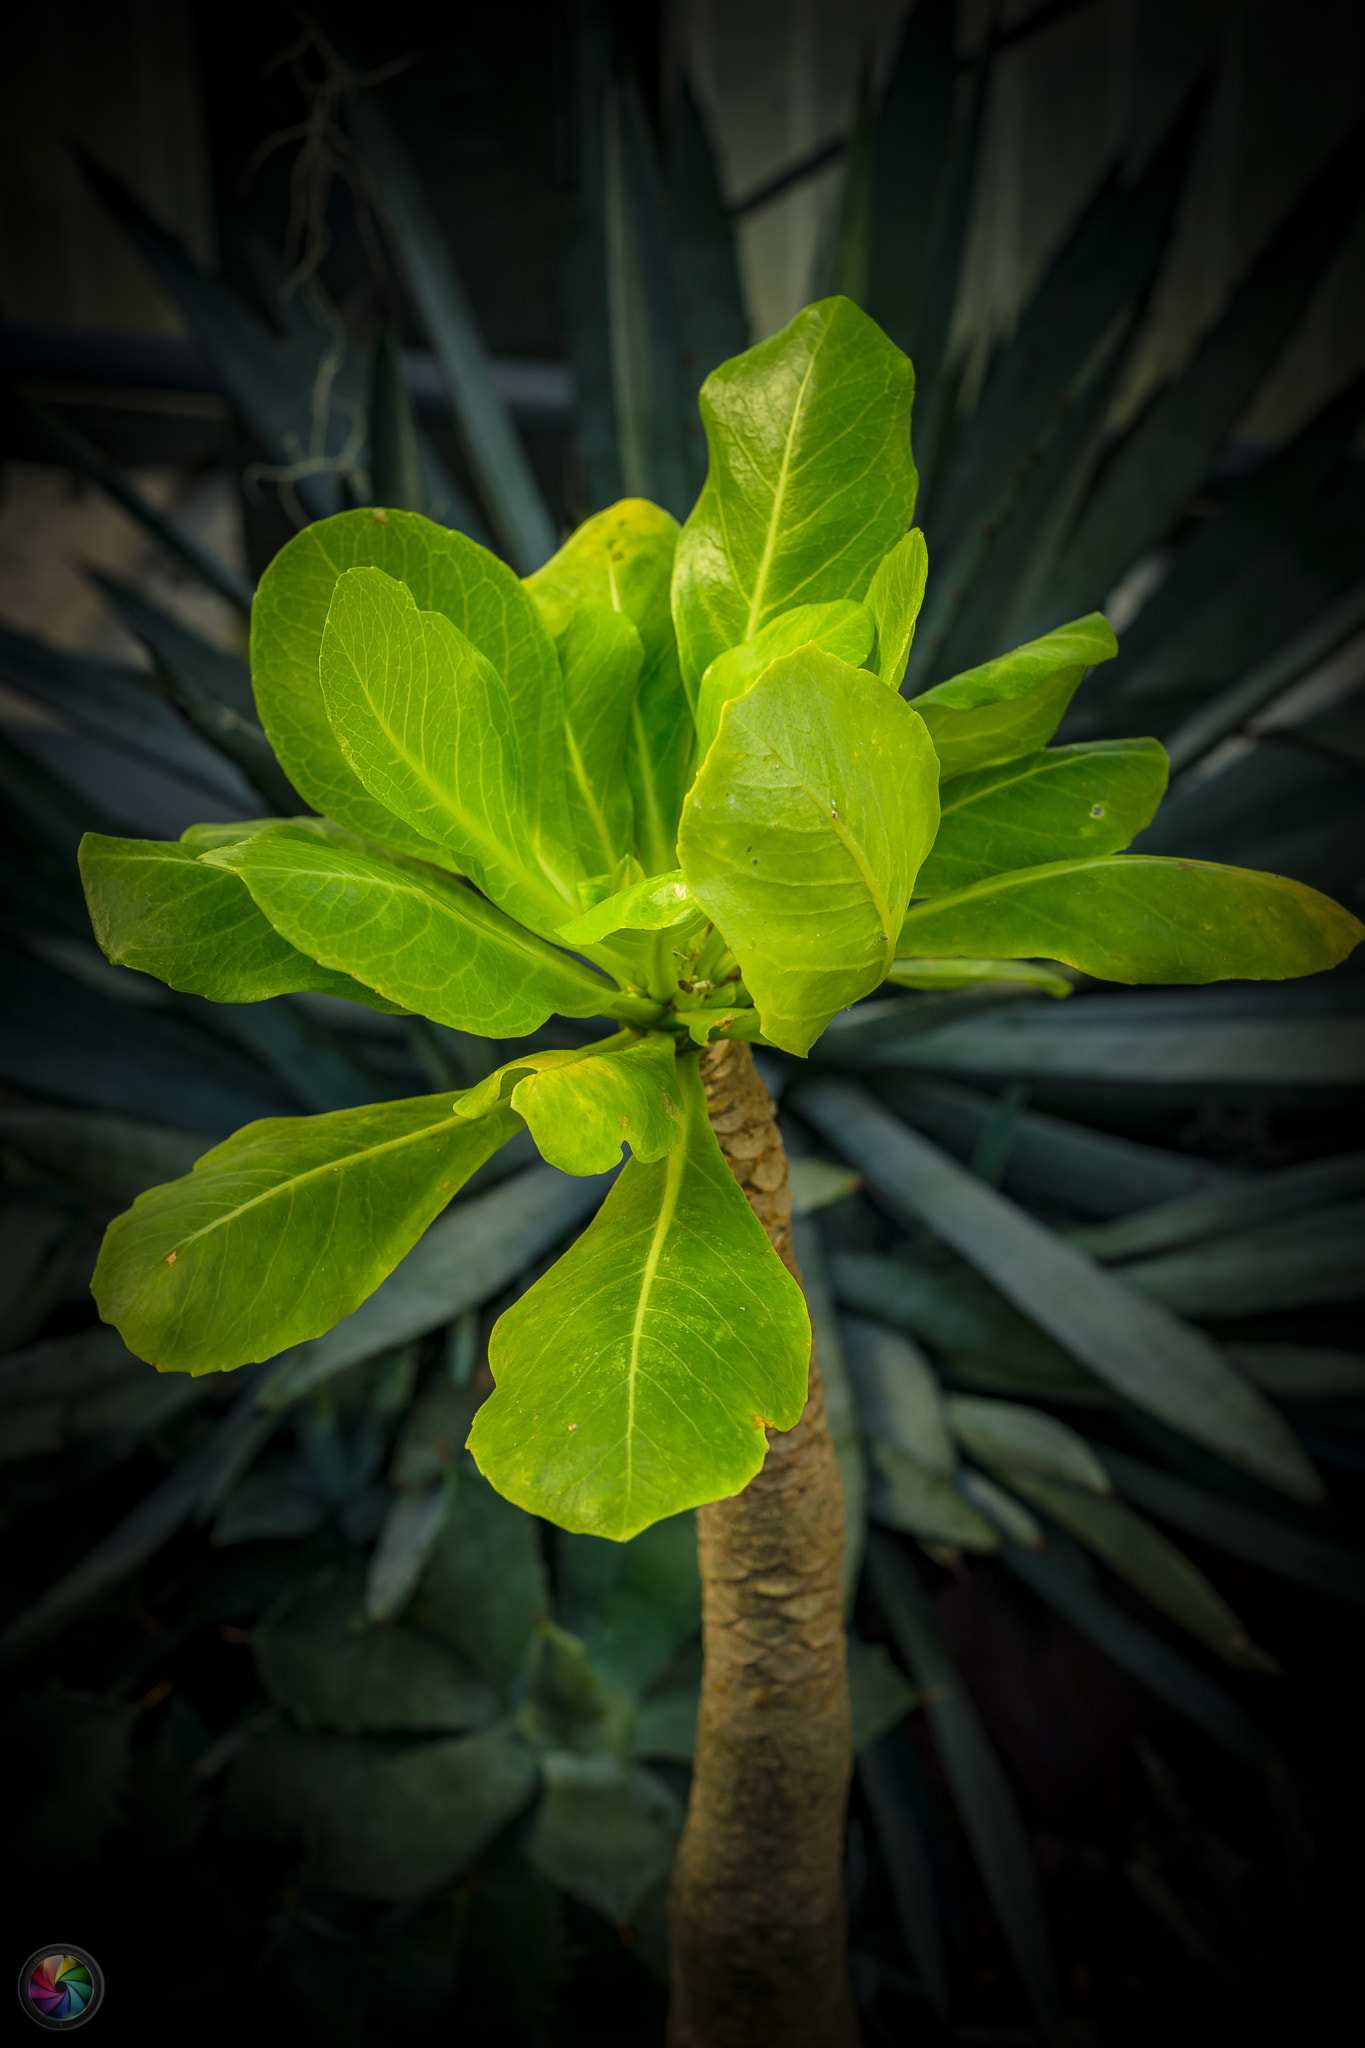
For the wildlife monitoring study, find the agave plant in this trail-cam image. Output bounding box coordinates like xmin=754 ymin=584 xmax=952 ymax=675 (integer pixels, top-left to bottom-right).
xmin=1 ymin=9 xmax=1363 ymax=2043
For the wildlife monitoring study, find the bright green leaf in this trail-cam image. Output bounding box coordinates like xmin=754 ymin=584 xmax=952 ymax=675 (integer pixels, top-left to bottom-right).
xmin=885 ymin=957 xmax=1074 ymax=997
xmin=524 ymin=497 xmax=691 ymax=877
xmin=866 ymin=528 xmax=929 ymax=687
xmin=908 ymin=614 xmax=1117 ymax=781
xmin=320 ymin=565 xmax=577 ymax=932
xmin=896 ymin=854 xmax=1364 ymax=985
xmin=556 ymin=868 xmax=705 ymax=947
xmin=251 ymin=506 xmax=567 ymax=869
xmin=627 ymin=643 xmax=697 ymax=876
xmin=672 ymin=296 xmax=918 ymax=694
xmin=695 ymin=600 xmax=875 ymax=759
xmin=454 ymin=1031 xmax=683 ymax=1174
xmin=92 ymin=1093 xmax=519 ymax=1375
xmin=204 ymin=824 xmax=631 ymax=1035
xmin=79 ymin=832 xmax=405 ymax=1013
xmin=679 ymin=646 xmax=940 ymax=1055
xmin=555 ymin=601 xmax=644 ymax=871
xmin=916 ymin=740 xmax=1169 ymax=895
xmin=468 ymin=1055 xmax=810 ymax=1540
xmin=179 ymin=819 xmax=278 ymax=851
xmin=525 ymin=497 xmax=678 ymax=657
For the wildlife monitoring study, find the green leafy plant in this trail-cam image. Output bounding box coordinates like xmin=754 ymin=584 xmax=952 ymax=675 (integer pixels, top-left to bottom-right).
xmin=75 ymin=295 xmax=1360 ymax=2039
xmin=5 ymin=12 xmax=1365 ymax=2040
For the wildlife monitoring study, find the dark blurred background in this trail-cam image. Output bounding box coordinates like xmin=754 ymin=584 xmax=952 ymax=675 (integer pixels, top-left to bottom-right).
xmin=4 ymin=0 xmax=1363 ymax=673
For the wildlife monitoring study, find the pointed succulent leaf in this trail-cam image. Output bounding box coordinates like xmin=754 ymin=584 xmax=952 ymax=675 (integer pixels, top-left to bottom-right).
xmin=804 ymin=1085 xmax=1322 ymax=1499
xmin=320 ymin=566 xmax=578 ymax=932
xmin=251 ymin=507 xmax=569 ymax=868
xmin=873 ymin=1444 xmax=1000 ymax=1552
xmin=908 ymin=614 xmax=1117 ymax=780
xmin=365 ymin=1482 xmax=449 ymax=1624
xmin=92 ymin=1094 xmax=520 ymax=1375
xmin=865 ymin=528 xmax=929 ymax=687
xmin=916 ymin=740 xmax=1169 ymax=895
xmin=695 ymin=600 xmax=875 ymax=760
xmin=679 ymin=646 xmax=940 ymax=1054
xmin=1004 ymin=1475 xmax=1278 ymax=1672
xmin=957 ymin=1468 xmax=1045 ymax=1550
xmin=672 ymin=297 xmax=918 ymax=694
xmin=454 ymin=1031 xmax=683 ymax=1174
xmin=204 ymin=825 xmax=627 ymax=1035
xmin=557 ymin=868 xmax=705 ymax=946
xmin=885 ymin=957 xmax=1073 ymax=997
xmin=840 ymin=1314 xmax=956 ymax=1474
xmin=468 ymin=1056 xmax=810 ymax=1539
xmin=897 ymin=854 xmax=1364 ymax=985
xmin=555 ymin=601 xmax=645 ymax=870
xmin=79 ymin=833 xmax=405 ymax=1012
xmin=944 ymin=1395 xmax=1111 ymax=1493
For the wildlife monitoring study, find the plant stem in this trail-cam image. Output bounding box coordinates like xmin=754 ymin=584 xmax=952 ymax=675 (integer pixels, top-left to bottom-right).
xmin=667 ymin=1041 xmax=860 ymax=2048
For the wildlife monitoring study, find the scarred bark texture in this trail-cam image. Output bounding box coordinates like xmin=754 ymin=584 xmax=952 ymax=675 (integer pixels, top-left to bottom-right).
xmin=667 ymin=1040 xmax=860 ymax=2048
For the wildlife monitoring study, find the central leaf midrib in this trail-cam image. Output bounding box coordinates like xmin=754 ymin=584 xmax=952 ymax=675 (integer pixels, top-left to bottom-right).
xmin=743 ymin=346 xmax=821 ymax=641
xmin=345 ymin=636 xmax=563 ymax=921
xmin=564 ymin=719 xmax=615 ymax=867
xmin=241 ymin=852 xmax=611 ymax=993
xmin=169 ymin=1113 xmax=470 ymax=1256
xmin=624 ymin=1122 xmax=689 ymax=1509
xmin=742 ymin=724 xmax=898 ymax=975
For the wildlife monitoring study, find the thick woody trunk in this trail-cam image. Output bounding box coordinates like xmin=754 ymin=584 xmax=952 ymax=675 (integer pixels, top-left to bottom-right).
xmin=667 ymin=1040 xmax=860 ymax=2048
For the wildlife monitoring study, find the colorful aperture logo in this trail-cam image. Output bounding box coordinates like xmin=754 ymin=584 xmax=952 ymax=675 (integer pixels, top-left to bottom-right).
xmin=18 ymin=1948 xmax=104 ymax=2030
